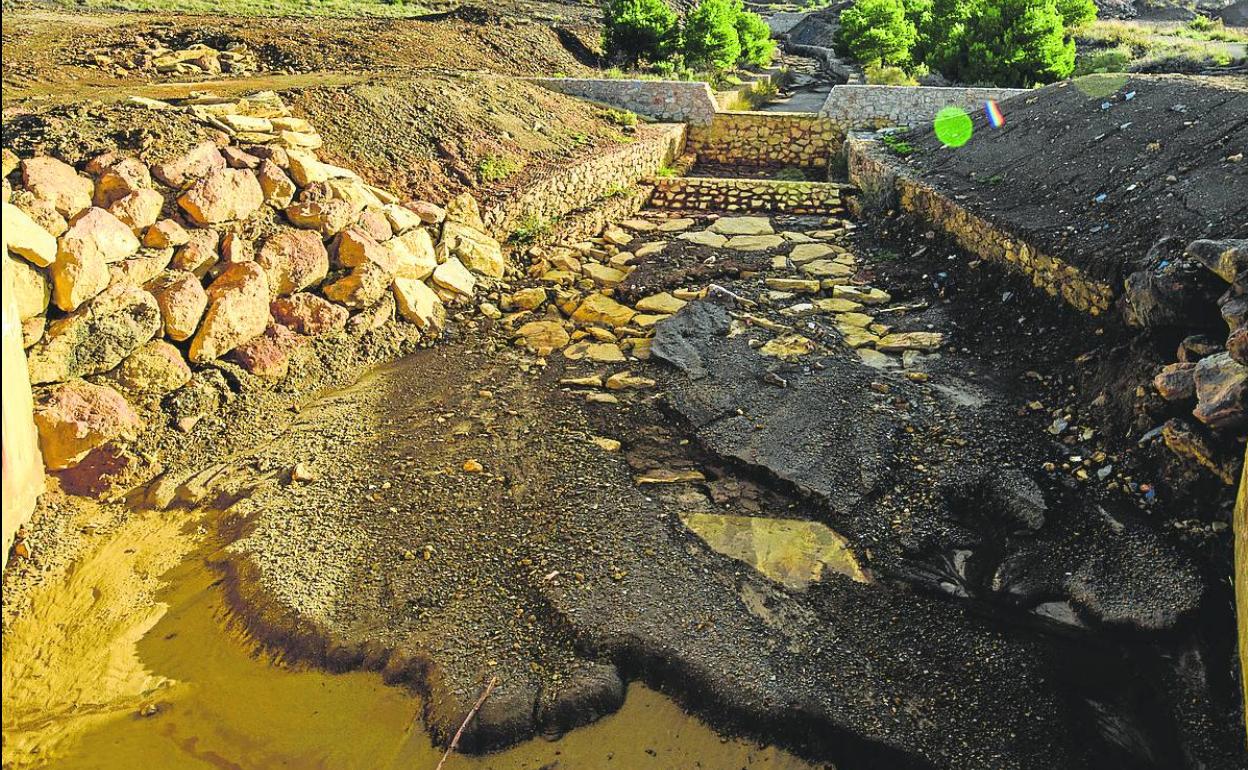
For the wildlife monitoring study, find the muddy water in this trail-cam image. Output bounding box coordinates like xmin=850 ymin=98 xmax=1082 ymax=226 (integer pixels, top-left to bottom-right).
xmin=1 ymin=506 xmax=824 ymax=770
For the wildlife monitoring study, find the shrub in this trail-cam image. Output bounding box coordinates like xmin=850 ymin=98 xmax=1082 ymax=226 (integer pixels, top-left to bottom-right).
xmin=1054 ymin=0 xmax=1096 ymax=27
xmin=734 ymin=5 xmax=777 ymax=66
xmin=476 ymin=154 xmax=520 ymax=184
xmin=835 ymin=0 xmax=916 ymax=67
xmin=865 ymin=62 xmax=920 ymax=84
xmin=683 ymin=0 xmax=742 ymax=71
xmin=602 ymin=0 xmax=679 ymax=65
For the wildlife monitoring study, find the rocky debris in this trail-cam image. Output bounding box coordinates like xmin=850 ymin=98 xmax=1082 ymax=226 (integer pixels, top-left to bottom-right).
xmin=178 ymin=168 xmax=263 ymax=226
xmin=88 ymin=38 xmax=261 ymax=79
xmin=572 ymin=294 xmax=636 ymax=328
xmin=4 ymin=202 xmax=58 ymax=267
xmin=515 ymin=319 xmax=570 ymax=355
xmin=189 ymin=262 xmax=270 ymax=363
xmin=26 ymin=284 xmax=160 ymax=384
xmin=21 ymin=156 xmax=93 ymax=218
xmin=34 ymin=379 xmax=140 ymax=470
xmin=256 ymin=229 xmax=330 ymax=296
xmin=1154 ymin=362 xmax=1196 ymax=401
xmin=116 ymin=339 xmax=192 ymax=394
xmin=271 ymin=292 xmax=348 ymax=336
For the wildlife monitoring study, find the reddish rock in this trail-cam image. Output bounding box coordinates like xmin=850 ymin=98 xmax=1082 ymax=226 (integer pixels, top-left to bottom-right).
xmin=230 ymin=323 xmax=301 ymax=379
xmin=1153 ymin=362 xmax=1196 ymax=402
xmin=52 ymin=208 xmax=141 ymax=311
xmin=21 ymin=156 xmax=94 ymax=218
xmin=143 ymin=218 xmax=191 ymax=249
xmin=334 ymin=226 xmax=397 ymax=272
xmin=256 ymin=229 xmax=330 ymax=296
xmin=356 ymin=209 xmax=393 ymax=242
xmin=34 ymin=379 xmax=141 ymax=470
xmin=172 ymin=228 xmax=221 ymax=278
xmin=271 ymin=292 xmax=348 ymax=335
xmin=146 ymin=270 xmax=209 ymax=341
xmin=178 ymin=168 xmax=263 ymax=226
xmin=93 ymin=157 xmax=152 ymax=207
xmin=1193 ymin=352 xmax=1247 ymax=431
xmin=222 ymin=147 xmax=261 ymax=170
xmin=189 ymin=262 xmax=271 ymax=362
xmin=108 ymin=188 xmax=164 ymax=232
xmin=117 ymin=339 xmax=192 ymax=393
xmin=257 ymin=160 xmax=296 ymax=209
xmin=151 ymin=141 xmax=225 ymax=189
xmin=10 ymin=189 xmax=68 ymax=237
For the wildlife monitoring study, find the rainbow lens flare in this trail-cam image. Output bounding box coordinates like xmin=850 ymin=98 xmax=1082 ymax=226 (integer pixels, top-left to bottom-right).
xmin=985 ymin=100 xmax=1004 ymax=128
xmin=933 ymin=106 xmax=973 ymax=148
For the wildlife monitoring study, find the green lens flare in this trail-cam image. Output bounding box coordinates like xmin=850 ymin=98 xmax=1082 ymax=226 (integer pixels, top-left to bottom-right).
xmin=933 ymin=106 xmax=973 ymax=148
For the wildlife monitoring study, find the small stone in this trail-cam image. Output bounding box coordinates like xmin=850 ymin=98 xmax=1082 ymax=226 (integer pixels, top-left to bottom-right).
xmin=271 ymin=292 xmax=349 ymax=335
xmin=322 ymin=262 xmax=392 ymax=309
xmin=510 ymin=287 xmax=548 ymax=311
xmin=789 ymin=243 xmax=834 ymax=264
xmin=877 ymin=332 xmax=943 ymax=352
xmin=677 ymin=231 xmax=727 ymax=248
xmin=635 ymin=292 xmax=686 ymax=314
xmin=765 ymin=277 xmax=821 ymax=294
xmin=146 ymin=270 xmax=208 ymax=341
xmin=657 ymin=218 xmax=695 ymax=233
xmin=760 ymin=334 xmax=815 ymax=360
xmin=592 ymin=436 xmax=622 ymax=451
xmin=440 ymin=221 xmax=505 ymax=278
xmin=231 ymin=323 xmax=297 ymax=379
xmin=572 ymin=293 xmax=636 ymax=328
xmin=725 ymin=234 xmax=785 ymax=251
xmin=172 ymin=228 xmax=220 ymax=278
xmin=292 ymin=463 xmax=317 ymax=482
xmin=583 ymin=263 xmax=627 ymax=286
xmin=1154 ymin=362 xmax=1196 ymax=401
xmin=1193 ymin=352 xmax=1246 ymax=431
xmin=142 ymin=219 xmax=190 ymax=249
xmin=462 ymin=459 xmax=484 ymax=473
xmin=286 ymin=199 xmax=358 ymax=237
xmin=514 ymin=320 xmax=569 ymax=354
xmin=605 ymin=371 xmax=655 ymax=390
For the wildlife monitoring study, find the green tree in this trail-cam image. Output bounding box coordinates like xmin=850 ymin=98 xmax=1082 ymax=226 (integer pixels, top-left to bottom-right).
xmin=683 ymin=0 xmax=743 ymax=71
xmin=950 ymin=0 xmax=1076 ymax=86
xmin=602 ymin=0 xmax=679 ymax=66
xmin=1054 ymin=0 xmax=1096 ymax=27
xmin=733 ymin=4 xmax=777 ymax=66
xmin=835 ymin=0 xmax=917 ymax=67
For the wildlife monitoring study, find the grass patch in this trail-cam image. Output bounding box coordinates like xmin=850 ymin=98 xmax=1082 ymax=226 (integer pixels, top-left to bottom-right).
xmin=865 ymin=63 xmax=920 ymax=86
xmin=1076 ymin=19 xmax=1247 ymax=74
xmin=653 ymin=164 xmax=680 ymax=178
xmin=602 ymin=108 xmax=638 ymax=128
xmin=881 ymin=132 xmax=916 ymax=157
xmin=508 ymin=214 xmax=554 ymax=246
xmin=45 ymin=0 xmax=435 ymax=17
xmin=476 ymin=154 xmax=521 ymax=185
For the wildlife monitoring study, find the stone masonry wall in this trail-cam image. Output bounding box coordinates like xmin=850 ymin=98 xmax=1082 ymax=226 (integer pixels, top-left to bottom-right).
xmin=529 ymin=78 xmax=718 ymax=126
xmin=688 ymin=112 xmax=839 ymax=168
xmin=821 ymin=85 xmax=1029 ymax=130
xmin=846 ymin=136 xmax=1114 ymax=315
xmin=649 ymin=176 xmax=846 ymax=214
xmin=482 ymin=123 xmax=687 ymax=240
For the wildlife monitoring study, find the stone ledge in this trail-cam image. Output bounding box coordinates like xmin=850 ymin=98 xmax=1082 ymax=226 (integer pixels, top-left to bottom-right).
xmin=821 ymin=85 xmax=1030 ymax=130
xmin=649 ymin=176 xmax=848 ymax=215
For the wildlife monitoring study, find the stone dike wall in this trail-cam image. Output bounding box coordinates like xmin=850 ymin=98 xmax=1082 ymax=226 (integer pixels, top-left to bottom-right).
xmin=688 ymin=112 xmax=840 ymax=168
xmin=821 ymin=85 xmax=1029 ymax=130
xmin=482 ymin=124 xmax=687 ymax=240
xmin=529 ymin=78 xmax=718 ymax=126
xmin=846 ymin=136 xmax=1114 ymax=315
xmin=649 ymin=176 xmax=846 ymax=214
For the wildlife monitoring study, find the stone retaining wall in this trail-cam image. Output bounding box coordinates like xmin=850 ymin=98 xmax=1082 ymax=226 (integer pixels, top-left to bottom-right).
xmin=846 ymin=136 xmax=1114 ymax=315
xmin=821 ymin=85 xmax=1029 ymax=130
xmin=649 ymin=176 xmax=846 ymax=214
xmin=482 ymin=123 xmax=687 ymax=241
xmin=529 ymin=78 xmax=718 ymax=126
xmin=688 ymin=112 xmax=839 ymax=168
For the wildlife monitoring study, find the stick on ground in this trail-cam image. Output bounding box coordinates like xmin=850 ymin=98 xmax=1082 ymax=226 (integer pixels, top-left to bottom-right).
xmin=434 ymin=675 xmax=500 ymax=770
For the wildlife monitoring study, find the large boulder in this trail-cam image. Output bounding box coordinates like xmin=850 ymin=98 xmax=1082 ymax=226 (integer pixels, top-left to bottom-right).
xmin=392 ymin=277 xmax=445 ymax=331
xmin=271 ymin=292 xmax=349 ymax=335
xmin=6 ymin=252 xmax=50 ymax=321
xmin=430 ymin=257 xmax=476 ymax=299
xmin=256 ymin=229 xmax=330 ymax=296
xmin=53 ymin=207 xmax=143 ymax=310
xmin=335 ymin=226 xmax=398 ymax=272
xmin=257 ymin=159 xmax=296 ymax=209
xmin=93 ymin=157 xmax=152 ymax=207
xmin=3 ymin=202 xmax=57 ymax=267
xmin=146 ymin=270 xmax=209 ymax=341
xmin=21 ymin=156 xmax=94 ymax=218
xmin=440 ymin=221 xmax=505 ymax=278
xmin=1193 ymin=352 xmax=1247 ymax=431
xmin=108 ymin=188 xmax=165 ymax=233
xmin=391 ymin=228 xmax=437 ymax=280
xmin=178 ymin=168 xmax=263 ymax=226
xmin=34 ymin=380 xmax=140 ymax=470
xmin=116 ymin=339 xmax=192 ymax=394
xmin=11 ymin=189 xmax=69 ymax=238
xmin=189 ymin=262 xmax=271 ymax=362
xmin=1187 ymin=239 xmax=1248 ymax=284
xmin=26 ymin=283 xmax=161 ymax=384
xmin=323 ymin=262 xmax=392 ymax=308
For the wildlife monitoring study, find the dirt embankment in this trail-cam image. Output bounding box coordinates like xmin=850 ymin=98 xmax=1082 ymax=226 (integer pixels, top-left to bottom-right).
xmin=1 ymin=6 xmax=599 ymax=112
xmin=903 ymin=74 xmax=1248 ymax=285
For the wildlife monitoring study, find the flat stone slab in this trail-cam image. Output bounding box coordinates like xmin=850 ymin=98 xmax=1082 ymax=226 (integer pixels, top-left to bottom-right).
xmin=709 ymin=216 xmax=773 ymax=236
xmin=725 ymin=234 xmax=785 ymax=251
xmin=678 ymin=230 xmax=728 ymax=248
xmin=656 ymin=218 xmax=695 ymax=232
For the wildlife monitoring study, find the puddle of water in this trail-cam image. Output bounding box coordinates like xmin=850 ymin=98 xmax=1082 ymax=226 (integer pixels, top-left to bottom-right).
xmin=3 ymin=506 xmax=826 ymax=770
xmin=680 ymin=513 xmax=868 ymax=589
